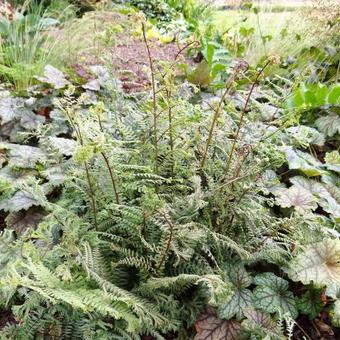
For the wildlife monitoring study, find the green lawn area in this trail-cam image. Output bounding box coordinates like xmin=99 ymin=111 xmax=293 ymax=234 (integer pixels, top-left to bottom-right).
xmin=213 ymin=2 xmax=315 ymax=64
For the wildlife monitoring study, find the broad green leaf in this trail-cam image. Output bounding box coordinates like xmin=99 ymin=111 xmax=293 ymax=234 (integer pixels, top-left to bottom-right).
xmin=275 ymin=185 xmax=318 ymax=213
xmin=297 ymin=287 xmax=323 ymax=319
xmin=204 ymin=42 xmax=215 ymax=66
xmin=287 ymin=83 xmax=340 ymax=110
xmin=195 ymin=313 xmax=241 ymax=340
xmin=253 ymin=273 xmax=298 ymax=318
xmin=327 ymin=85 xmax=340 ymax=104
xmin=315 ymin=115 xmax=340 ymax=137
xmin=288 ymin=238 xmax=340 ymax=286
xmin=187 ymin=60 xmax=213 ymax=86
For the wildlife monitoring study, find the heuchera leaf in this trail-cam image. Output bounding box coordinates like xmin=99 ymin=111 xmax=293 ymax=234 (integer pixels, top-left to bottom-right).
xmin=297 ymin=287 xmax=323 ymax=319
xmin=253 ymin=273 xmax=298 ymax=318
xmin=48 ymin=137 xmax=77 ymax=156
xmin=218 ymin=288 xmax=253 ymax=320
xmin=36 ymin=65 xmax=70 ymax=89
xmin=243 ymin=309 xmax=278 ymax=333
xmin=0 ymin=190 xmax=39 ymax=212
xmin=218 ymin=263 xmax=253 ymax=320
xmin=326 ymin=283 xmax=340 ymax=299
xmin=315 ymin=115 xmax=340 ymax=137
xmin=275 ymin=185 xmax=318 ymax=213
xmin=288 ymin=238 xmax=340 ymax=286
xmin=282 ymin=146 xmax=324 ymax=177
xmin=286 ymin=125 xmax=325 ymax=147
xmin=194 ymin=312 xmax=241 ymax=340
xmin=5 ymin=207 xmax=45 ymax=235
xmin=2 ymin=143 xmax=46 ymax=169
xmin=290 ymin=176 xmax=329 ymax=199
xmin=289 ymin=176 xmax=340 ymax=221
xmin=325 ymin=151 xmax=340 ymax=173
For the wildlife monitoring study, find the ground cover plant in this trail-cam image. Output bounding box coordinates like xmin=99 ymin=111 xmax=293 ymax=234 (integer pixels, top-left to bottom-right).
xmin=0 ymin=0 xmax=339 ymax=339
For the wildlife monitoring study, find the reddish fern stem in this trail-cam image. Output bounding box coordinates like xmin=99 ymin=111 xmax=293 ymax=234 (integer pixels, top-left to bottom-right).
xmin=96 ymin=115 xmax=120 ymax=205
xmin=142 ymin=23 xmax=159 ymax=175
xmin=156 ymin=211 xmax=174 ymax=272
xmin=100 ymin=152 xmax=120 ymax=205
xmin=223 ymin=60 xmax=271 ymax=178
xmin=200 ymin=75 xmax=235 ymax=170
xmin=63 ymin=108 xmax=98 ymax=229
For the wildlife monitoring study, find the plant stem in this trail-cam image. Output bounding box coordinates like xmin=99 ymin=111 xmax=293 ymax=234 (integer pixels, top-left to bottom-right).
xmin=200 ymin=76 xmax=235 ymax=170
xmin=83 ymin=160 xmax=98 ymax=229
xmin=100 ymin=152 xmax=120 ymax=205
xmin=156 ymin=211 xmax=174 ymax=273
xmin=63 ymin=107 xmax=98 ymax=229
xmin=96 ymin=115 xmax=120 ymax=205
xmin=142 ymin=23 xmax=159 ymax=175
xmin=223 ymin=60 xmax=271 ymax=178
xmin=166 ymin=89 xmax=174 ymax=176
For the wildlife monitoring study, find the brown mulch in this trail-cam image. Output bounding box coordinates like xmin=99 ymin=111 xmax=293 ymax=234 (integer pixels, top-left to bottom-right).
xmin=74 ymin=36 xmax=197 ymax=94
xmin=110 ymin=37 xmax=196 ymax=93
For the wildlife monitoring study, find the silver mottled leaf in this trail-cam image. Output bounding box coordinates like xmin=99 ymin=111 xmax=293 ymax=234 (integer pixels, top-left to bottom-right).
xmin=0 ymin=190 xmax=39 ymax=212
xmin=36 ymin=65 xmax=70 ymax=89
xmin=48 ymin=137 xmax=77 ymax=156
xmin=20 ymin=111 xmax=45 ymax=130
xmin=2 ymin=143 xmax=46 ymax=169
xmin=288 ymin=238 xmax=340 ymax=286
xmin=275 ymin=185 xmax=318 ymax=213
xmin=315 ymin=114 xmax=340 ymax=137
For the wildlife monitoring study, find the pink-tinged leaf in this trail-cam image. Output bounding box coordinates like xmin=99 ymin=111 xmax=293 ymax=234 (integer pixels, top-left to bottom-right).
xmin=195 ymin=312 xmax=241 ymax=340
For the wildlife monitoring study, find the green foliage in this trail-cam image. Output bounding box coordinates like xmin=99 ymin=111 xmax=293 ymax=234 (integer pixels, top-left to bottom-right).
xmin=288 ymin=238 xmax=340 ymax=287
xmin=297 ymin=287 xmax=324 ymax=319
xmin=118 ymin=0 xmax=178 ymax=23
xmin=287 ymin=83 xmax=340 ymax=110
xmin=0 ymin=0 xmax=339 ymax=337
xmin=0 ymin=1 xmax=61 ymax=92
xmin=253 ymin=273 xmax=298 ymax=319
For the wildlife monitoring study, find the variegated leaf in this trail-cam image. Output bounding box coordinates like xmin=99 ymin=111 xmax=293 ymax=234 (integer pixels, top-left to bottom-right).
xmin=195 ymin=313 xmax=241 ymax=340
xmin=288 ymin=238 xmax=340 ymax=286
